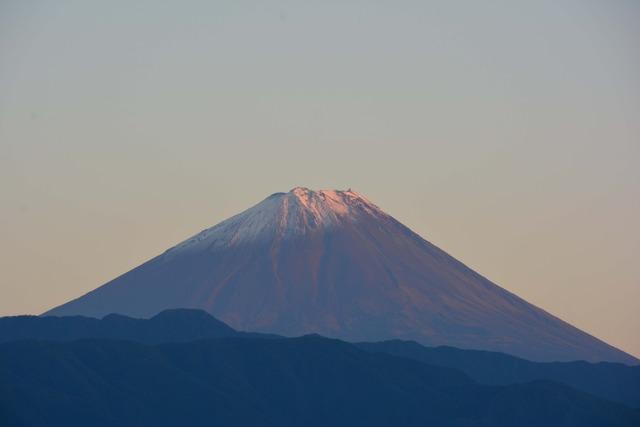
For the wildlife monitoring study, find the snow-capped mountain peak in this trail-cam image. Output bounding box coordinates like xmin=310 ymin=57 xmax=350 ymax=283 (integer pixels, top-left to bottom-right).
xmin=286 ymin=187 xmax=382 ymax=221
xmin=44 ymin=187 xmax=639 ymax=365
xmin=170 ymin=187 xmax=383 ymax=255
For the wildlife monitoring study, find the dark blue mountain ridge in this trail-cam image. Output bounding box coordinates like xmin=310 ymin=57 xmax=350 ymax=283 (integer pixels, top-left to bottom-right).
xmin=2 ymin=335 xmax=640 ymax=427
xmin=2 ymin=308 xmax=638 ymax=409
xmin=0 ymin=308 xmax=275 ymax=344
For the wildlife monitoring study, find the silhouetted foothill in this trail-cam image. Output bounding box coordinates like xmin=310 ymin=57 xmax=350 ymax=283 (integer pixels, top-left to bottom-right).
xmin=2 ymin=309 xmax=638 ymax=409
xmin=1 ymin=335 xmax=639 ymax=427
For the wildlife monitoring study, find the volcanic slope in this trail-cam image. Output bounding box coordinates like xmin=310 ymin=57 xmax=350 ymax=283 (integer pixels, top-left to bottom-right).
xmin=45 ymin=187 xmax=637 ymax=364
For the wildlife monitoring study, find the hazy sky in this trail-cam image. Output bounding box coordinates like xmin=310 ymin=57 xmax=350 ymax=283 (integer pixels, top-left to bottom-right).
xmin=1 ymin=1 xmax=639 ymax=357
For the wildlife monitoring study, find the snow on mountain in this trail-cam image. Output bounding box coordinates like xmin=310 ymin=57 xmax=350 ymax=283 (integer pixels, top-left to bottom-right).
xmin=170 ymin=188 xmax=384 ymax=255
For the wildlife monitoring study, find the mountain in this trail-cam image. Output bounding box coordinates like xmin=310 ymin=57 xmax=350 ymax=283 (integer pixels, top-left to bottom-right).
xmin=0 ymin=309 xmax=241 ymax=344
xmin=2 ymin=335 xmax=639 ymax=427
xmin=3 ymin=309 xmax=639 ymax=408
xmin=357 ymin=340 xmax=640 ymax=409
xmin=44 ymin=187 xmax=637 ymax=364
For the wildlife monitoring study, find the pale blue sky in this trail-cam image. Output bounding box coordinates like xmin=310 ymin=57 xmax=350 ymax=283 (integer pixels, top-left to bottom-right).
xmin=1 ymin=1 xmax=639 ymax=356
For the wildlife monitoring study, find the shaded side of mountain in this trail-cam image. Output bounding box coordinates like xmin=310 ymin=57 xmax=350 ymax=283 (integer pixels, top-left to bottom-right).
xmin=358 ymin=340 xmax=640 ymax=408
xmin=1 ymin=336 xmax=639 ymax=427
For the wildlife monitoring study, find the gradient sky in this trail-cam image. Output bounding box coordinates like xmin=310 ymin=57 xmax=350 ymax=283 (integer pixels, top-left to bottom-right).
xmin=1 ymin=1 xmax=639 ymax=357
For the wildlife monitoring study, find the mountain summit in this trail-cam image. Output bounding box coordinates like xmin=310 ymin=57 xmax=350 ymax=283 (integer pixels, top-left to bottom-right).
xmin=45 ymin=187 xmax=637 ymax=364
xmin=169 ymin=187 xmax=385 ymax=253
